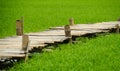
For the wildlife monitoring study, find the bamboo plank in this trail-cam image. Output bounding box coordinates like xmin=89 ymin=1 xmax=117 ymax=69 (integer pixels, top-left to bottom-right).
xmin=0 ymin=40 xmax=47 ymax=45
xmin=0 ymin=53 xmax=25 ymax=57
xmin=50 ymin=21 xmax=120 ymax=30
xmin=0 ymin=50 xmax=25 ymax=54
xmin=50 ymin=25 xmax=115 ymax=30
xmin=0 ymin=36 xmax=68 ymax=43
xmin=0 ymin=21 xmax=119 ymax=59
xmin=27 ymin=29 xmax=107 ymax=36
xmin=0 ymin=44 xmax=47 ymax=50
xmin=0 ymin=36 xmax=67 ymax=40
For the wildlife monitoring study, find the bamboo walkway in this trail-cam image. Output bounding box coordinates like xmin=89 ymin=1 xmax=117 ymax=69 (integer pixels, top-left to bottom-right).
xmin=0 ymin=18 xmax=120 ymax=61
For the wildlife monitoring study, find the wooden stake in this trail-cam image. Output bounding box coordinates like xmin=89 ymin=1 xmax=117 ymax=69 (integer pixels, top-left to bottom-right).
xmin=22 ymin=35 xmax=29 ymax=62
xmin=64 ymin=25 xmax=72 ymax=43
xmin=69 ymin=18 xmax=74 ymax=26
xmin=118 ymin=18 xmax=120 ymax=21
xmin=115 ymin=24 xmax=119 ymax=34
xmin=16 ymin=20 xmax=23 ymax=36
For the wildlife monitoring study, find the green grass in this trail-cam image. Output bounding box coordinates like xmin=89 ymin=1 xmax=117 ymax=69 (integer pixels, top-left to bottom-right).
xmin=10 ymin=34 xmax=120 ymax=71
xmin=1 ymin=0 xmax=120 ymax=70
xmin=0 ymin=0 xmax=120 ymax=38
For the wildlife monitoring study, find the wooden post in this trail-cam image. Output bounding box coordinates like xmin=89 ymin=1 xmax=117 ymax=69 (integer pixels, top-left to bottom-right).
xmin=64 ymin=25 xmax=72 ymax=43
xmin=118 ymin=18 xmax=120 ymax=21
xmin=22 ymin=35 xmax=29 ymax=62
xmin=69 ymin=18 xmax=74 ymax=26
xmin=16 ymin=20 xmax=23 ymax=36
xmin=115 ymin=24 xmax=119 ymax=34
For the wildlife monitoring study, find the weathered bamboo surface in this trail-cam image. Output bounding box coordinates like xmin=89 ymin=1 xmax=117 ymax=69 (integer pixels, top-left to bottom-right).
xmin=0 ymin=21 xmax=120 ymax=59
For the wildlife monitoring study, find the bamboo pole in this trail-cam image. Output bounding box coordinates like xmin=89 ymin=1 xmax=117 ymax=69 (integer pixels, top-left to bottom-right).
xmin=22 ymin=35 xmax=29 ymax=62
xmin=16 ymin=20 xmax=23 ymax=36
xmin=115 ymin=24 xmax=119 ymax=34
xmin=64 ymin=25 xmax=72 ymax=43
xmin=69 ymin=18 xmax=74 ymax=26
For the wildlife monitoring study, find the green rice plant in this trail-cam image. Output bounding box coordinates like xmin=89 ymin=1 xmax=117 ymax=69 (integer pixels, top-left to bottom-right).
xmin=0 ymin=0 xmax=120 ymax=38
xmin=10 ymin=34 xmax=120 ymax=71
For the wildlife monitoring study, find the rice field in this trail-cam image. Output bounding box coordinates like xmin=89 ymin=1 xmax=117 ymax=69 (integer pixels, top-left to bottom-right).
xmin=0 ymin=0 xmax=120 ymax=38
xmin=10 ymin=34 xmax=120 ymax=71
xmin=0 ymin=0 xmax=120 ymax=71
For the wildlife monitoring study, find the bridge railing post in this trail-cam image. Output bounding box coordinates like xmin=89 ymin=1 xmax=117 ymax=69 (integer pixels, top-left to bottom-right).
xmin=118 ymin=18 xmax=120 ymax=21
xmin=69 ymin=18 xmax=74 ymax=26
xmin=64 ymin=25 xmax=72 ymax=43
xmin=22 ymin=35 xmax=29 ymax=62
xmin=115 ymin=18 xmax=120 ymax=34
xmin=16 ymin=17 xmax=23 ymax=36
xmin=115 ymin=24 xmax=119 ymax=34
